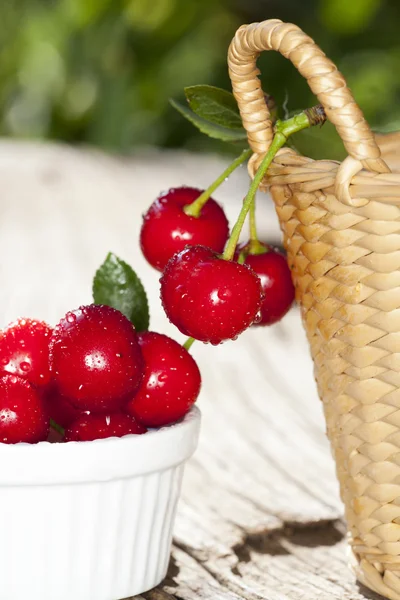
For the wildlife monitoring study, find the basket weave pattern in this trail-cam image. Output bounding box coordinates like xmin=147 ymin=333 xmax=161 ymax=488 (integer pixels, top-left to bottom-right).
xmin=228 ymin=19 xmax=400 ymax=600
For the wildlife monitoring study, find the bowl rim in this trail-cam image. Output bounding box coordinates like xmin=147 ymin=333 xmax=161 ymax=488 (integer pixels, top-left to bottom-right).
xmin=0 ymin=406 xmax=201 ymax=485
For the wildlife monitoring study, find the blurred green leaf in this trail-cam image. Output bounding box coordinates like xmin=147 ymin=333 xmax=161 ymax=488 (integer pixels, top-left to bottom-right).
xmin=124 ymin=0 xmax=175 ymax=32
xmin=320 ymin=0 xmax=382 ymax=35
xmin=170 ymin=98 xmax=247 ymax=142
xmin=64 ymin=0 xmax=114 ymax=28
xmin=184 ymin=85 xmax=244 ymax=130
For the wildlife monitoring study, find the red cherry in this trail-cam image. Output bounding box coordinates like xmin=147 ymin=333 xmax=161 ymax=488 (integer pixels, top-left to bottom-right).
xmin=64 ymin=412 xmax=147 ymax=442
xmin=160 ymin=245 xmax=264 ymax=344
xmin=0 ymin=318 xmax=52 ymax=388
xmin=0 ymin=375 xmax=49 ymax=443
xmin=50 ymin=304 xmax=144 ymax=412
xmin=43 ymin=386 xmax=86 ymax=429
xmin=126 ymin=332 xmax=201 ymax=427
xmin=236 ymin=242 xmax=295 ymax=325
xmin=140 ymin=187 xmax=229 ymax=271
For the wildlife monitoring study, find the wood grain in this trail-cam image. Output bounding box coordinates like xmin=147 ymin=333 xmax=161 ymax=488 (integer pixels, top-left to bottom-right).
xmin=0 ymin=141 xmax=381 ymax=600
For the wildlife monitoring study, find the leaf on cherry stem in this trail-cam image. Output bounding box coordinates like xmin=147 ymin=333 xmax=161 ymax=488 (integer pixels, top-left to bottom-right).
xmin=184 ymin=85 xmax=244 ymax=130
xmin=170 ymin=99 xmax=247 ymax=142
xmin=170 ymin=84 xmax=248 ymax=143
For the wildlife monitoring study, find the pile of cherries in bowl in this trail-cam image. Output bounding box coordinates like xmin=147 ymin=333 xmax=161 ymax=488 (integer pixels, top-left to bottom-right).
xmin=0 ymin=306 xmax=201 ymax=444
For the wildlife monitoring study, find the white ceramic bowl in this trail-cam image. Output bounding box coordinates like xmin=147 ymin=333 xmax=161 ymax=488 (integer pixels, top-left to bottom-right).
xmin=0 ymin=406 xmax=201 ymax=600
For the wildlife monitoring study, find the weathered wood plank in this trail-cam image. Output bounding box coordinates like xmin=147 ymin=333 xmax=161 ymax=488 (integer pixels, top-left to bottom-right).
xmin=0 ymin=141 xmax=378 ymax=600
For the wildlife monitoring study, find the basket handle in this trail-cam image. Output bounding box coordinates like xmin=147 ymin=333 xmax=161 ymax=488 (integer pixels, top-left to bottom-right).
xmin=228 ymin=19 xmax=390 ymax=174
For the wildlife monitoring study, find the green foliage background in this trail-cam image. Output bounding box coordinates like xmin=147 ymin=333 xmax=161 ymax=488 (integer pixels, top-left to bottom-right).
xmin=1 ymin=0 xmax=399 ymax=160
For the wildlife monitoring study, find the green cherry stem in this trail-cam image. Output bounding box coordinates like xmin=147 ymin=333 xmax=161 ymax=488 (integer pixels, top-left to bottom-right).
xmin=183 ymin=337 xmax=195 ymax=351
xmin=223 ymin=109 xmax=319 ymax=261
xmin=50 ymin=418 xmax=65 ymax=437
xmin=184 ymin=148 xmax=252 ymax=218
xmin=249 ymin=196 xmax=258 ymax=242
xmin=248 ymin=197 xmax=266 ymax=255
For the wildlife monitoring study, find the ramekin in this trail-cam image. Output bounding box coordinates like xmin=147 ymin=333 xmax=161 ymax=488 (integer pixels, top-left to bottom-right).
xmin=0 ymin=406 xmax=201 ymax=600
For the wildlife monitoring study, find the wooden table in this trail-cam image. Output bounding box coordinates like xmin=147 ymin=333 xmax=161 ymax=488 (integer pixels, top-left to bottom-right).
xmin=0 ymin=141 xmax=382 ymax=600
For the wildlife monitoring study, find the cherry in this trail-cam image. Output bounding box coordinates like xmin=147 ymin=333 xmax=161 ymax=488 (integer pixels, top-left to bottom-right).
xmin=140 ymin=187 xmax=229 ymax=271
xmin=49 ymin=304 xmax=144 ymax=412
xmin=0 ymin=375 xmax=49 ymax=443
xmin=236 ymin=242 xmax=295 ymax=325
xmin=64 ymin=412 xmax=147 ymax=442
xmin=126 ymin=332 xmax=201 ymax=427
xmin=0 ymin=318 xmax=52 ymax=388
xmin=160 ymin=245 xmax=264 ymax=344
xmin=44 ymin=386 xmax=86 ymax=429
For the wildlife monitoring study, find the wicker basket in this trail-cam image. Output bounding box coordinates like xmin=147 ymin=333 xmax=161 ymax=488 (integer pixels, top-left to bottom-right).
xmin=228 ymin=18 xmax=400 ymax=600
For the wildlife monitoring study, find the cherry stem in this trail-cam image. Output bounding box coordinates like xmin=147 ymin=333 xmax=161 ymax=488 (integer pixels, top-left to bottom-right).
xmin=223 ymin=109 xmax=319 ymax=261
xmin=184 ymin=148 xmax=252 ymax=218
xmin=249 ymin=196 xmax=258 ymax=242
xmin=248 ymin=199 xmax=269 ymax=255
xmin=183 ymin=337 xmax=195 ymax=351
xmin=50 ymin=418 xmax=65 ymax=437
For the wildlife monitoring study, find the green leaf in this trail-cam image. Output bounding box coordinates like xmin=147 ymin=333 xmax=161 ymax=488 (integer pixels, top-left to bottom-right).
xmin=170 ymin=99 xmax=247 ymax=142
xmin=93 ymin=253 xmax=150 ymax=332
xmin=184 ymin=85 xmax=244 ymax=130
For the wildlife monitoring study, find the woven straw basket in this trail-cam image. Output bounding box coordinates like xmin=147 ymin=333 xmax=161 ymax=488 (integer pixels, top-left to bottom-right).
xmin=228 ymin=18 xmax=400 ymax=600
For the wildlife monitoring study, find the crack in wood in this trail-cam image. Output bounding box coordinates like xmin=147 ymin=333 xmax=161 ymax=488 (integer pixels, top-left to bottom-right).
xmin=231 ymin=519 xmax=345 ymax=573
xmin=166 ymin=519 xmax=346 ymax=600
xmin=172 ymin=540 xmax=266 ymax=600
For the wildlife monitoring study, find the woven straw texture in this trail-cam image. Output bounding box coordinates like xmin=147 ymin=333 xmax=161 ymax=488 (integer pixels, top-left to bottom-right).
xmin=228 ymin=19 xmax=400 ymax=600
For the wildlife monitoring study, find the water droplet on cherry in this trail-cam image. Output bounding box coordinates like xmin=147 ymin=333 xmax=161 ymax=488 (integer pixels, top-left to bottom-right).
xmin=254 ymin=311 xmax=262 ymax=324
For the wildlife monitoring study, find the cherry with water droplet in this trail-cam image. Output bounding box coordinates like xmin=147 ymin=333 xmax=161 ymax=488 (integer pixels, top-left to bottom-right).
xmin=126 ymin=331 xmax=201 ymax=427
xmin=235 ymin=241 xmax=295 ymax=325
xmin=140 ymin=187 xmax=229 ymax=271
xmin=0 ymin=318 xmax=52 ymax=388
xmin=0 ymin=375 xmax=49 ymax=443
xmin=50 ymin=304 xmax=144 ymax=412
xmin=160 ymin=245 xmax=264 ymax=344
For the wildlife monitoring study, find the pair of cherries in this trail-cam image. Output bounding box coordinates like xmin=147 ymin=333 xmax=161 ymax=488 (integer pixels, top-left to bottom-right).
xmin=0 ymin=307 xmax=201 ymax=444
xmin=140 ymin=186 xmax=295 ymax=344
